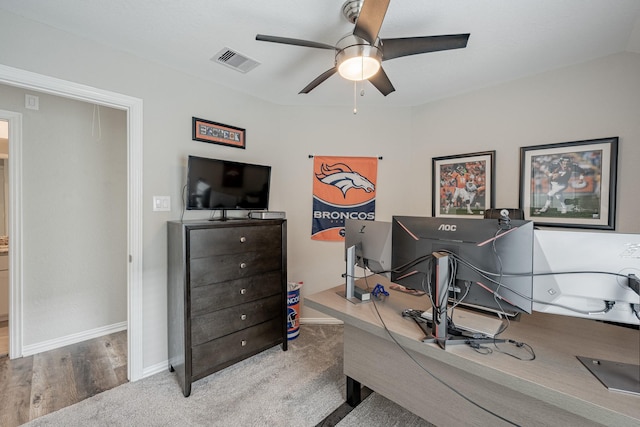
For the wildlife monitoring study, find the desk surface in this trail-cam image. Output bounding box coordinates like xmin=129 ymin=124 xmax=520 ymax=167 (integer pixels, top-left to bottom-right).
xmin=305 ymin=275 xmax=640 ymax=425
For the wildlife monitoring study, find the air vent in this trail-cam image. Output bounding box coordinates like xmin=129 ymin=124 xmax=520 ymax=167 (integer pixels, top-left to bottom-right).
xmin=212 ymin=48 xmax=260 ymax=73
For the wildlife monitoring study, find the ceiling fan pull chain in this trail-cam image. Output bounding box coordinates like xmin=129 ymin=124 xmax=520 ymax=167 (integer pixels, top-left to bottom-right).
xmin=353 ymin=81 xmax=358 ymax=114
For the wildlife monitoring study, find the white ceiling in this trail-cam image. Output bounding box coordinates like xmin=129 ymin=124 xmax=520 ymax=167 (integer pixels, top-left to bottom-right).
xmin=2 ymin=0 xmax=640 ymax=108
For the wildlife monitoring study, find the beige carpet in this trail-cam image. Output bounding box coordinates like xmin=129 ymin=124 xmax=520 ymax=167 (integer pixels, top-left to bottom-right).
xmin=21 ymin=324 xmax=432 ymax=426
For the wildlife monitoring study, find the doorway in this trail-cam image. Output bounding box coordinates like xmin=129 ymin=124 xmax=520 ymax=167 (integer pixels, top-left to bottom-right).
xmin=0 ymin=119 xmax=6 ymax=358
xmin=0 ymin=64 xmax=143 ymax=381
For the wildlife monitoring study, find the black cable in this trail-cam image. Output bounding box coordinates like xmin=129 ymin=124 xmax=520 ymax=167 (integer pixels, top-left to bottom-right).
xmin=361 ymin=272 xmax=521 ymax=426
xmin=438 ymin=251 xmax=624 ymax=316
xmin=466 ymin=340 xmax=493 ymax=355
xmin=180 ymin=183 xmax=188 ymax=221
xmin=492 ymin=339 xmax=536 ymax=361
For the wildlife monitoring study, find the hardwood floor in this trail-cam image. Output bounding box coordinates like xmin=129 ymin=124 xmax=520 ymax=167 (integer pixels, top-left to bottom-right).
xmin=0 ymin=330 xmax=127 ymax=427
xmin=0 ymin=322 xmax=7 ymax=357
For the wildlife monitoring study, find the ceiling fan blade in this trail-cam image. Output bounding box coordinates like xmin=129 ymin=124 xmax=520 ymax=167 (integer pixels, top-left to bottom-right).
xmin=256 ymin=34 xmax=335 ymax=50
xmin=381 ymin=34 xmax=470 ymax=61
xmin=368 ymin=66 xmax=395 ymax=96
xmin=353 ymin=0 xmax=390 ymax=45
xmin=299 ymin=67 xmax=338 ymax=94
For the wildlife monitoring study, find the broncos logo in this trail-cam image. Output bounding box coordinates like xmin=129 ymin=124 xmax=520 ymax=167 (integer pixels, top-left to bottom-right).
xmin=315 ymin=162 xmax=375 ymax=198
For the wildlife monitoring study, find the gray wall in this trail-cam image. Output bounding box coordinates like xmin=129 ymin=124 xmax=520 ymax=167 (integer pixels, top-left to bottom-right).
xmin=0 ymin=9 xmax=638 ymax=373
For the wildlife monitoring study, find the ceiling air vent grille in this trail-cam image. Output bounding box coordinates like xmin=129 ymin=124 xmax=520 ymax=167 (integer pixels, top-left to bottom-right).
xmin=212 ymin=48 xmax=260 ymax=73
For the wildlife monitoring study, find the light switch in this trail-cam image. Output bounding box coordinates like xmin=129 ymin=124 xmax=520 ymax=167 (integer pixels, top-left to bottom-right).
xmin=153 ymin=196 xmax=171 ymax=212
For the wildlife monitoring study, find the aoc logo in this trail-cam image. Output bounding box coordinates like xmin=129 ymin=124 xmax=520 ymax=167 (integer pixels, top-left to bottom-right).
xmin=438 ymin=224 xmax=457 ymax=231
xmin=315 ymin=162 xmax=375 ymax=198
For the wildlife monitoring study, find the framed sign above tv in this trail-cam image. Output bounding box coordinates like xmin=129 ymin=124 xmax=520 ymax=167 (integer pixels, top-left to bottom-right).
xmin=192 ymin=117 xmax=245 ymax=149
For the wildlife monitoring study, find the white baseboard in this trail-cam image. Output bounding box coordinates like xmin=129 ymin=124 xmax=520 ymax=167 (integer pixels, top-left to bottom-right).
xmin=143 ymin=360 xmax=169 ymax=378
xmin=22 ymin=321 xmax=127 ymax=357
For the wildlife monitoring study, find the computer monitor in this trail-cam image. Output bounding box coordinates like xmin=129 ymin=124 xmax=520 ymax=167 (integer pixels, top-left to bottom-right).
xmin=344 ymin=219 xmax=392 ymax=277
xmin=392 ymin=215 xmax=535 ymax=317
xmin=533 ymin=229 xmax=640 ymax=326
xmin=340 ymin=219 xmax=392 ymax=303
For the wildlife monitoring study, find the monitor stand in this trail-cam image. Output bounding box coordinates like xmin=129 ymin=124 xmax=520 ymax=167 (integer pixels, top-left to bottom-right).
xmin=208 ymin=209 xmax=244 ymax=221
xmin=337 ymin=245 xmax=366 ymax=304
xmin=419 ymin=251 xmax=503 ymax=349
xmin=208 ymin=209 xmax=230 ymax=221
xmin=576 ymin=356 xmax=640 ymax=396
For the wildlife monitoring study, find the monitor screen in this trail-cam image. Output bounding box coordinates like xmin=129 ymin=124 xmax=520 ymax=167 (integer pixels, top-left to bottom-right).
xmin=186 ymin=156 xmax=271 ymax=211
xmin=533 ymin=229 xmax=640 ymax=326
xmin=391 ymin=216 xmax=535 ymax=316
xmin=344 ymin=219 xmax=392 ymax=277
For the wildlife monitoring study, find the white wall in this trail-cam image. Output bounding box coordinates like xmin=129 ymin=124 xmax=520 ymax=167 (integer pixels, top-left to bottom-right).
xmin=274 ymin=105 xmax=413 ymax=320
xmin=0 ymin=84 xmax=127 ymax=344
xmin=410 ymin=52 xmax=640 ymax=233
xmin=0 ymin=10 xmax=638 ymax=374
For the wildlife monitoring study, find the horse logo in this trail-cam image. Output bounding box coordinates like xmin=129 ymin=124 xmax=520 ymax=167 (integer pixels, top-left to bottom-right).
xmin=315 ymin=162 xmax=375 ymax=198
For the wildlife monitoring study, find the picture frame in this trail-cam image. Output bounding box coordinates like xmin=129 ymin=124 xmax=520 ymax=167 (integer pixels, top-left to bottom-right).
xmin=192 ymin=117 xmax=245 ymax=149
xmin=432 ymin=151 xmax=495 ymax=218
xmin=519 ymin=137 xmax=618 ymax=229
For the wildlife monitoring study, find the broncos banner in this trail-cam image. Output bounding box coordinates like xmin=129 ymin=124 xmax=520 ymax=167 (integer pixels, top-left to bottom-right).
xmin=312 ymin=156 xmax=378 ymax=241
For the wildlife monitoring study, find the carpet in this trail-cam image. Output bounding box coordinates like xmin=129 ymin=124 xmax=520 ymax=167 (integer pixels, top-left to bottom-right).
xmin=337 ymin=392 xmax=433 ymax=427
xmin=21 ymin=324 xmax=431 ymax=426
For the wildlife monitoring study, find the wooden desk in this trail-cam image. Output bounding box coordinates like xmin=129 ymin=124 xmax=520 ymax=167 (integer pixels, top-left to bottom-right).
xmin=305 ymin=275 xmax=640 ymax=427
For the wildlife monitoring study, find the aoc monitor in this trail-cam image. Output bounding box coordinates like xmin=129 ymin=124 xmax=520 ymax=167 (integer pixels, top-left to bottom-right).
xmin=391 ymin=216 xmax=535 ymax=317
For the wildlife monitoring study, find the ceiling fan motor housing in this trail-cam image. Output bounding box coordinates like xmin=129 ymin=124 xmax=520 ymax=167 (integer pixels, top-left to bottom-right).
xmin=342 ymin=0 xmax=364 ymax=24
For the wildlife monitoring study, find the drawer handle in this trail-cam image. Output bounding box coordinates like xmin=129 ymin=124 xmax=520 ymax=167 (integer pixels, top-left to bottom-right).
xmin=241 ymin=340 xmax=247 ymax=347
xmin=240 ymin=288 xmax=247 ymax=295
xmin=240 ymin=236 xmax=247 ymax=243
xmin=240 ymin=262 xmax=247 ymax=269
xmin=240 ymin=314 xmax=247 ymax=321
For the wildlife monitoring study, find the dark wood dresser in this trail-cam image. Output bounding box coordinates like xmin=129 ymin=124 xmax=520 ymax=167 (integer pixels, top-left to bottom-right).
xmin=167 ymin=219 xmax=287 ymax=396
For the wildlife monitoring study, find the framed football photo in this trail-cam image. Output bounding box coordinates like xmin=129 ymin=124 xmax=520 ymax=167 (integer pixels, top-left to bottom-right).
xmin=432 ymin=151 xmax=495 ymax=218
xmin=519 ymin=137 xmax=618 ymax=229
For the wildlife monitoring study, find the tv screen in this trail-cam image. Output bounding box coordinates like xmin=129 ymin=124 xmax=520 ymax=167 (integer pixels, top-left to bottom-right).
xmin=186 ymin=156 xmax=271 ymax=211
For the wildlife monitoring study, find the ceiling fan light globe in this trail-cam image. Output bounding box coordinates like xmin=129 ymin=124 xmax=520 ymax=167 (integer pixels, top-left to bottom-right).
xmin=336 ymin=44 xmax=382 ymax=81
xmin=338 ymin=56 xmax=380 ymax=81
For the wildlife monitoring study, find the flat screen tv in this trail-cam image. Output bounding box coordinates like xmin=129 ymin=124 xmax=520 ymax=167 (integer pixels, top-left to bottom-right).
xmin=186 ymin=156 xmax=271 ymax=217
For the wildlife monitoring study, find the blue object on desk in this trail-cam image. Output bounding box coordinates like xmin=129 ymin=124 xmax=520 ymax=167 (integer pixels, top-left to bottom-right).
xmin=372 ymin=283 xmax=389 ymax=299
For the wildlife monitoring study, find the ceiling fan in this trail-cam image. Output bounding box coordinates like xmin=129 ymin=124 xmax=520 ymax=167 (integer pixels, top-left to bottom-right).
xmin=256 ymin=0 xmax=470 ymax=96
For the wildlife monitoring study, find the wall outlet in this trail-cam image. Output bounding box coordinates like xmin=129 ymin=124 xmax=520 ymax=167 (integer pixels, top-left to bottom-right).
xmin=153 ymin=196 xmax=171 ymax=212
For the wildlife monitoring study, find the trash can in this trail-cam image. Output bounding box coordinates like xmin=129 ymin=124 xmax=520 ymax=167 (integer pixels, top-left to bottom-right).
xmin=287 ymin=281 xmax=303 ymax=340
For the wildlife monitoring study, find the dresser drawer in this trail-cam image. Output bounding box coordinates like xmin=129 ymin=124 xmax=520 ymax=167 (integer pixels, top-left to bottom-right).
xmin=191 ymin=294 xmax=282 ymax=346
xmin=189 ymin=225 xmax=282 ymax=259
xmin=191 ymin=270 xmax=282 ymax=316
xmin=190 ymin=250 xmax=281 ymax=286
xmin=191 ymin=318 xmax=282 ymax=379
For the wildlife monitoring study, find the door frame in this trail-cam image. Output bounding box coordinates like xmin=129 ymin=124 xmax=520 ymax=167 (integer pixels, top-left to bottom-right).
xmin=0 ymin=64 xmax=143 ymax=381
